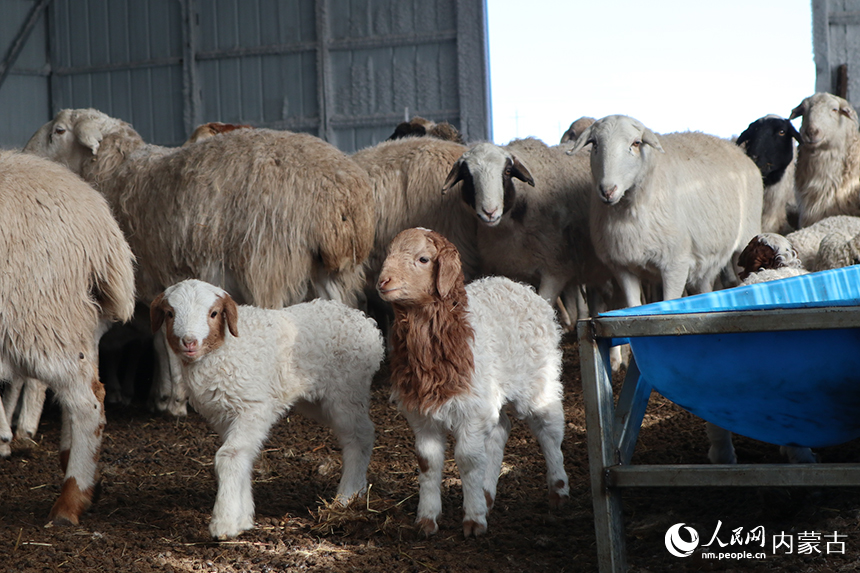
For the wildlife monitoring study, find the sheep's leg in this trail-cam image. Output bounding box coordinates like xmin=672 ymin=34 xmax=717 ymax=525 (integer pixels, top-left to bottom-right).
xmin=615 ymin=268 xmax=644 ymax=308
xmin=526 ymin=401 xmax=570 ymax=508
xmin=16 ymin=377 xmax=47 ymax=441
xmin=454 ymin=421 xmax=491 ymax=537
xmin=2 ymin=376 xmax=25 ymax=425
xmin=49 ymin=361 xmax=104 ymax=525
xmin=209 ymin=408 xmax=278 ymax=540
xmin=780 ymin=445 xmax=817 ymax=464
xmin=706 ymin=422 xmax=737 ymax=464
xmin=0 ymin=386 xmax=12 ymax=459
xmin=661 ymin=265 xmax=689 ymax=301
xmin=537 ymin=275 xmax=567 ymax=325
xmin=409 ymin=416 xmax=447 ymax=537
xmin=481 ymin=411 xmax=511 ymax=511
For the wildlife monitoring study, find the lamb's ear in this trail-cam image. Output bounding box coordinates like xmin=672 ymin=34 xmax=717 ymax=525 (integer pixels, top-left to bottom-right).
xmin=442 ymin=156 xmax=466 ymax=193
xmin=789 ymin=101 xmax=806 ymax=120
xmin=566 ymin=124 xmax=595 ymax=155
xmin=510 ymin=155 xmax=535 ymax=186
xmin=150 ymin=293 xmax=167 ymax=333
xmin=434 ymin=240 xmax=462 ymax=298
xmin=73 ymin=116 xmax=107 ymax=155
xmin=221 ymin=294 xmax=239 ymax=338
xmin=642 ymin=128 xmax=664 ymax=153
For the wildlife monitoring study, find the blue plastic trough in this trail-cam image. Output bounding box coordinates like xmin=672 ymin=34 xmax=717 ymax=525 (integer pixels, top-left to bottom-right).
xmin=599 ymin=265 xmax=860 ymax=449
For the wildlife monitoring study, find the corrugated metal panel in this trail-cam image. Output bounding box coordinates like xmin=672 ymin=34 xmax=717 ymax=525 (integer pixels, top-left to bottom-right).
xmin=0 ymin=0 xmax=490 ymax=151
xmin=814 ymin=0 xmax=860 ymax=107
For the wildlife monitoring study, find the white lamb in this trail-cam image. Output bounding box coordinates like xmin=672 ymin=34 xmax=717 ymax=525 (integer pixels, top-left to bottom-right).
xmin=786 ymin=215 xmax=860 ymax=269
xmin=790 ymin=92 xmax=860 ymax=227
xmin=377 ymin=228 xmax=569 ymax=538
xmin=568 ymin=115 xmax=763 ymax=307
xmin=150 ymin=279 xmax=383 ymax=540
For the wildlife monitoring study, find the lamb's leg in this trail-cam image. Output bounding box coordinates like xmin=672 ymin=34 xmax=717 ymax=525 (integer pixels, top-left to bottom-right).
xmin=2 ymin=376 xmax=24 ymax=426
xmin=409 ymin=416 xmax=447 ymax=537
xmin=16 ymin=377 xmax=47 ymax=441
xmin=0 ymin=386 xmax=12 ymax=459
xmin=314 ymin=399 xmax=375 ymax=503
xmin=526 ymin=401 xmax=569 ymax=508
xmin=780 ymin=445 xmax=817 ymax=464
xmin=49 ymin=361 xmax=104 ymax=525
xmin=209 ymin=408 xmax=278 ymax=540
xmin=454 ymin=421 xmax=491 ymax=537
xmin=706 ymin=422 xmax=737 ymax=464
xmin=481 ymin=411 xmax=511 ymax=512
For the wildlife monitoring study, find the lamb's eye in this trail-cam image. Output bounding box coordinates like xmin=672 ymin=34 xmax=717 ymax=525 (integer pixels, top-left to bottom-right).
xmin=167 ymin=311 xmax=174 ymax=319
xmin=210 ymin=311 xmax=218 ymax=318
xmin=418 ymin=256 xmax=430 ymax=264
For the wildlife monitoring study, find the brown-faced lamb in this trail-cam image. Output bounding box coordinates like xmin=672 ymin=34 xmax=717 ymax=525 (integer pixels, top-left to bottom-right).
xmin=790 ymin=92 xmax=860 ymax=227
xmin=183 ymin=121 xmax=253 ymax=145
xmin=376 ymin=228 xmax=569 ymax=538
xmin=0 ymin=150 xmax=135 ymax=525
xmin=150 ymin=279 xmax=383 ymax=540
xmin=568 ymin=115 xmax=763 ymax=307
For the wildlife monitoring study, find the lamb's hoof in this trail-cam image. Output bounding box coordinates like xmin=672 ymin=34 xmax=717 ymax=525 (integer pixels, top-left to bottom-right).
xmin=549 ymin=490 xmax=569 ymax=510
xmin=0 ymin=442 xmax=10 ymax=459
xmin=416 ymin=517 xmax=438 ymax=537
xmin=210 ymin=515 xmax=254 ymax=540
xmin=463 ymin=519 xmax=487 ymax=538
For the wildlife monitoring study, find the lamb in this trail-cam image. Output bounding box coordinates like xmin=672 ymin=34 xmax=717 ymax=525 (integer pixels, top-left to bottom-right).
xmin=183 ymin=122 xmax=253 ymax=145
xmin=790 ymin=92 xmax=860 ymax=227
xmin=376 ymin=228 xmax=569 ymax=537
xmin=150 ymin=279 xmax=383 ymax=540
xmin=706 ymin=233 xmax=815 ymax=465
xmin=2 ymin=377 xmax=47 ymax=445
xmin=559 ymin=116 xmax=596 ymax=144
xmin=785 ymin=215 xmax=860 ymax=269
xmin=812 ymin=228 xmax=860 ymax=270
xmin=441 ymin=137 xmax=613 ymax=323
xmin=568 ymin=115 xmax=763 ymax=308
xmin=736 ymin=115 xmax=801 ymax=234
xmin=387 ymin=116 xmax=466 ymax=144
xmin=25 ymin=108 xmax=375 ymax=415
xmin=0 ymin=150 xmax=135 ymax=524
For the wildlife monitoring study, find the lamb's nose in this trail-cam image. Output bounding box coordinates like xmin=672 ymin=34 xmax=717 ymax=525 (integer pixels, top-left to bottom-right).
xmin=377 ymin=277 xmax=390 ymax=291
xmin=182 ymin=337 xmax=198 ymax=350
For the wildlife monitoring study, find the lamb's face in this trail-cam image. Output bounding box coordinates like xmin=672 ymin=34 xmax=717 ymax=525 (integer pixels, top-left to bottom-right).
xmin=150 ymin=279 xmax=239 ymax=363
xmin=737 ymin=233 xmax=800 ymax=280
xmin=377 ymin=229 xmax=440 ymax=305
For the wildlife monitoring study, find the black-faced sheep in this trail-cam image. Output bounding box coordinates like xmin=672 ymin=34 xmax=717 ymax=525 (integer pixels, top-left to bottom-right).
xmin=376 ymin=228 xmax=569 ymax=538
xmin=790 ymin=92 xmax=860 ymax=227
xmin=568 ymin=115 xmax=763 ymax=307
xmin=736 ymin=115 xmax=801 ymax=234
xmin=150 ymin=279 xmax=383 ymax=540
xmin=0 ymin=150 xmax=135 ymax=525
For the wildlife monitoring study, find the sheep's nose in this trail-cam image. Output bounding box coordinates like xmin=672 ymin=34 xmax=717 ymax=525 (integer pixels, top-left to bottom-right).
xmin=599 ymin=183 xmax=618 ymax=201
xmin=377 ymin=277 xmax=391 ymax=291
xmin=182 ymin=337 xmax=198 ymax=350
xmin=481 ymin=207 xmax=499 ymax=222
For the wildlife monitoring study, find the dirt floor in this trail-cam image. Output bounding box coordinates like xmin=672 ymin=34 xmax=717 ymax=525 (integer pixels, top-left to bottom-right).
xmin=2 ymin=332 xmax=860 ymax=573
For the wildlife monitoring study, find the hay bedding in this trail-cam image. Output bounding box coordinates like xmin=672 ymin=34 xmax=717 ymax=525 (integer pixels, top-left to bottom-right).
xmin=1 ymin=333 xmax=859 ymax=572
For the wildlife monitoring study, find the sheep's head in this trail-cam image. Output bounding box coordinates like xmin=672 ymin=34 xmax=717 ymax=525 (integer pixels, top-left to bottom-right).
xmin=184 ymin=122 xmax=253 ymax=146
xmin=150 ymin=279 xmax=239 ymax=363
xmin=23 ymin=108 xmax=130 ymax=175
xmin=560 ymin=116 xmax=596 ymax=144
xmin=387 ymin=116 xmax=465 ymax=144
xmin=442 ymin=143 xmax=534 ymax=226
xmin=789 ymin=93 xmax=859 ymax=148
xmin=567 ymin=114 xmax=664 ymax=206
xmin=736 ymin=115 xmax=801 ymax=186
xmin=737 ymin=233 xmax=802 ymax=280
xmin=377 ymin=228 xmax=464 ymax=306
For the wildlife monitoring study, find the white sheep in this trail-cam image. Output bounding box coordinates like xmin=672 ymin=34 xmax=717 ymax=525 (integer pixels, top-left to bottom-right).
xmin=790 ymin=92 xmax=860 ymax=227
xmin=0 ymin=150 xmax=135 ymax=524
xmin=812 ymin=228 xmax=860 ymax=271
xmin=568 ymin=115 xmax=763 ymax=307
xmin=785 ymin=215 xmax=860 ymax=269
xmin=706 ymin=233 xmax=815 ymax=465
xmin=441 ymin=137 xmax=613 ymax=323
xmin=376 ymin=228 xmax=569 ymax=538
xmin=150 ymin=279 xmax=383 ymax=540
xmin=25 ymin=108 xmax=375 ymax=416
xmin=2 ymin=377 xmax=48 ymax=446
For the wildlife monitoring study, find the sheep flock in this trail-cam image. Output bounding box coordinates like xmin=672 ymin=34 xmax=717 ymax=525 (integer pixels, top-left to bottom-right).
xmin=3 ymin=91 xmax=860 ymax=544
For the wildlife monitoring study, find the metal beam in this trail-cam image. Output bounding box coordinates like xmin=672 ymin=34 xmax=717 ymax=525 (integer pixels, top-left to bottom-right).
xmin=608 ymin=464 xmax=860 ymax=488
xmin=0 ymin=0 xmax=52 ymax=92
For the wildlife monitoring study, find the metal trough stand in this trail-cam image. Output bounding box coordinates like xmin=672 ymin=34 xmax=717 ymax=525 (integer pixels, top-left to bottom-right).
xmin=577 ymin=306 xmax=860 ymax=573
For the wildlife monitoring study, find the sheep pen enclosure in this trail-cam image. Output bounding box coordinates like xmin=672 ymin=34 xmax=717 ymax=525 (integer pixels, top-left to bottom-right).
xmin=2 ymin=333 xmax=860 ymax=573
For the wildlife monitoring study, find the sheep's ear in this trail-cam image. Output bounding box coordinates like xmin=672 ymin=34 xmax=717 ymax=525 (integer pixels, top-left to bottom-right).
xmin=642 ymin=128 xmax=664 ymax=153
xmin=442 ymin=157 xmax=466 ymax=193
xmin=222 ymin=295 xmax=239 ymax=338
xmin=786 ymin=121 xmax=803 ymax=144
xmin=789 ymin=102 xmax=806 ymax=120
xmin=74 ymin=117 xmax=106 ymax=155
xmin=434 ymin=241 xmax=462 ymax=298
xmin=840 ymin=104 xmax=858 ymax=123
xmin=567 ymin=124 xmax=595 ymax=155
xmin=510 ymin=156 xmax=535 ymax=186
xmin=735 ymin=126 xmax=753 ymax=147
xmin=150 ymin=293 xmax=166 ymax=333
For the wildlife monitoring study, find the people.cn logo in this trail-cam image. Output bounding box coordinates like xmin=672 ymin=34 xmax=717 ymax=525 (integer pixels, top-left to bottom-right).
xmin=665 ymin=523 xmax=700 ymax=557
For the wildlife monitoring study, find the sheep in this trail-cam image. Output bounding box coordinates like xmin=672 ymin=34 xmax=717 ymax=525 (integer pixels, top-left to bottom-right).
xmin=387 ymin=116 xmax=466 ymax=144
xmin=568 ymin=115 xmax=763 ymax=308
xmin=560 ymin=116 xmax=596 ymax=144
xmin=376 ymin=227 xmax=569 ymax=537
xmin=441 ymin=137 xmax=614 ymax=324
xmin=736 ymin=115 xmax=802 ymax=234
xmin=785 ymin=215 xmax=860 ymax=269
xmin=2 ymin=377 xmax=48 ymax=444
xmin=706 ymin=233 xmax=815 ymax=465
xmin=150 ymin=279 xmax=383 ymax=540
xmin=25 ymin=108 xmax=375 ymax=415
xmin=183 ymin=122 xmax=253 ymax=145
xmin=790 ymin=92 xmax=860 ymax=227
xmin=0 ymin=150 xmax=135 ymax=524
xmin=812 ymin=228 xmax=860 ymax=270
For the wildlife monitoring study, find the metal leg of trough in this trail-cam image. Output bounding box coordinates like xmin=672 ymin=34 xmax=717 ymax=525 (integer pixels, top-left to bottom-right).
xmin=614 ymin=357 xmax=652 ymax=466
xmin=578 ymin=321 xmax=627 ymax=573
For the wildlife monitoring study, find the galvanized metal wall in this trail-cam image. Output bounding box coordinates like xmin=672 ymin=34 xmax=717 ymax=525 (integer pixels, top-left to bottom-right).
xmin=813 ymin=0 xmax=860 ymax=108
xmin=0 ymin=0 xmax=490 ymax=151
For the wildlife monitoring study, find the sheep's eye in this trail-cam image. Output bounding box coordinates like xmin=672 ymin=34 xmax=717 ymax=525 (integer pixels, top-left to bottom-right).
xmin=54 ymin=127 xmax=66 ymax=135
xmin=418 ymin=256 xmax=430 ymax=264
xmin=210 ymin=311 xmax=218 ymax=318
xmin=778 ymin=130 xmax=786 ymax=136
xmin=167 ymin=311 xmax=174 ymax=319
xmin=631 ymin=141 xmax=641 ymax=149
